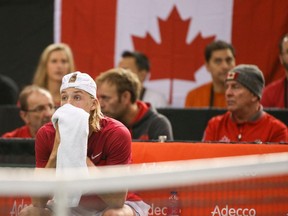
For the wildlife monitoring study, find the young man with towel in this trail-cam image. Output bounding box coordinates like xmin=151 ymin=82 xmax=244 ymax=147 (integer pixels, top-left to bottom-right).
xmin=20 ymin=72 xmax=150 ymax=216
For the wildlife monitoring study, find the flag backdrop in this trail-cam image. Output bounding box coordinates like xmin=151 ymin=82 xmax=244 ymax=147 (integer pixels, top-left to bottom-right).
xmin=58 ymin=0 xmax=288 ymax=107
xmin=0 ymin=0 xmax=287 ymax=107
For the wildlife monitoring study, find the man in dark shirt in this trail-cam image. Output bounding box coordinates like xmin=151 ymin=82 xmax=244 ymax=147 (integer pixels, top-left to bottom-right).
xmin=96 ymin=68 xmax=173 ymax=141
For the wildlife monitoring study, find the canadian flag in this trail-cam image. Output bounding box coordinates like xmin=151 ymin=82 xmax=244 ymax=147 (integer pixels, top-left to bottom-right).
xmin=55 ymin=0 xmax=288 ymax=107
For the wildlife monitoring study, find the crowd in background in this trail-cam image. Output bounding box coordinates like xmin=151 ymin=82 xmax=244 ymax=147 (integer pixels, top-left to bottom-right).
xmin=1 ymin=35 xmax=288 ymax=142
xmin=0 ymin=35 xmax=288 ymax=216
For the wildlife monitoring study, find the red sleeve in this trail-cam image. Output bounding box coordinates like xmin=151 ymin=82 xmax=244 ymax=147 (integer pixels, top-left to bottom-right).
xmin=268 ymin=120 xmax=288 ymax=143
xmin=1 ymin=126 xmax=31 ymax=138
xmin=261 ymin=86 xmax=273 ymax=107
xmin=261 ymin=78 xmax=285 ymax=108
xmin=202 ymin=117 xmax=217 ymax=141
xmin=35 ymin=124 xmax=54 ymax=168
xmin=1 ymin=131 xmax=17 ymax=138
xmin=105 ymin=125 xmax=132 ymax=165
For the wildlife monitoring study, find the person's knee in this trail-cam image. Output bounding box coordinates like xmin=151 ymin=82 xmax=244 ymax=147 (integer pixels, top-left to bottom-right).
xmin=19 ymin=205 xmax=34 ymax=216
xmin=102 ymin=208 xmax=120 ymax=216
xmin=19 ymin=205 xmax=51 ymax=216
xmin=102 ymin=205 xmax=135 ymax=216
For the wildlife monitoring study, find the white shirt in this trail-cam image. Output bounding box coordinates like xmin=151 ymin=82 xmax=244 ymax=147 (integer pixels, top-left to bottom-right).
xmin=142 ymin=88 xmax=168 ymax=108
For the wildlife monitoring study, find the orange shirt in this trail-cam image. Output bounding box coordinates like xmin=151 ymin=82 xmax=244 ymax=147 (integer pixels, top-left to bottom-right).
xmin=185 ymin=82 xmax=226 ymax=108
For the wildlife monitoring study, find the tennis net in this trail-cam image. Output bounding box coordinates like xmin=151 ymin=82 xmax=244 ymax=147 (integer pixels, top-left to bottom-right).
xmin=0 ymin=152 xmax=288 ymax=216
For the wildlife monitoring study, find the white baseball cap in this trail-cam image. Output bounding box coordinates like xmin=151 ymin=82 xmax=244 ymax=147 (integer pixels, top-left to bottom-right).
xmin=60 ymin=71 xmax=97 ymax=98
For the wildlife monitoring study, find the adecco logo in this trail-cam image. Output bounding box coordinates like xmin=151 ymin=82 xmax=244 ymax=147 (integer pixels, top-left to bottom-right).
xmin=10 ymin=199 xmax=29 ymax=216
xmin=211 ymin=205 xmax=256 ymax=216
xmin=148 ymin=203 xmax=168 ymax=216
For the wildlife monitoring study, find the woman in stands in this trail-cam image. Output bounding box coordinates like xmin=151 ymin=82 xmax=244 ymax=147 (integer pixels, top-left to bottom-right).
xmin=32 ymin=43 xmax=75 ymax=107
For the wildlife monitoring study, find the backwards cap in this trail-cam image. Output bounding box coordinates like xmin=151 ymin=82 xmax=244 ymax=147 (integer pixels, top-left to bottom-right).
xmin=226 ymin=64 xmax=265 ymax=99
xmin=60 ymin=71 xmax=96 ymax=98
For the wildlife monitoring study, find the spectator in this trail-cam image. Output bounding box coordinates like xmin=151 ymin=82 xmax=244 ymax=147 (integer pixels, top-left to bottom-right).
xmin=95 ymin=68 xmax=173 ymax=141
xmin=1 ymin=85 xmax=54 ymax=138
xmin=119 ymin=50 xmax=168 ymax=108
xmin=32 ymin=43 xmax=75 ymax=107
xmin=261 ymin=33 xmax=288 ymax=108
xmin=185 ymin=40 xmax=236 ymax=108
xmin=203 ymin=64 xmax=288 ymax=143
xmin=19 ymin=72 xmax=150 ymax=216
xmin=0 ymin=74 xmax=19 ymax=105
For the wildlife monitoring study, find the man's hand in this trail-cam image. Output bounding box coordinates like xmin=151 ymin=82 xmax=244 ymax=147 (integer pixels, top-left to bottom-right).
xmin=86 ymin=157 xmax=95 ymax=167
xmin=30 ymin=168 xmax=52 ymax=210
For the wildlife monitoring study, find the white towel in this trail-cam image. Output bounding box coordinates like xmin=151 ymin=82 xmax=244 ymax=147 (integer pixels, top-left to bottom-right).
xmin=51 ymin=103 xmax=89 ymax=207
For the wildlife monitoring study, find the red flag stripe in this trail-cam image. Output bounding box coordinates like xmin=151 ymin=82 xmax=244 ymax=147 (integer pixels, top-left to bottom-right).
xmin=61 ymin=0 xmax=117 ymax=78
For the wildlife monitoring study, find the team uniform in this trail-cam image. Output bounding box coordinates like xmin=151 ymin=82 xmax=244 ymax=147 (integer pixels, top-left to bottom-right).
xmin=36 ymin=117 xmax=150 ymax=215
xmin=185 ymin=82 xmax=226 ymax=108
xmin=261 ymin=77 xmax=287 ymax=108
xmin=129 ymin=101 xmax=173 ymax=141
xmin=1 ymin=125 xmax=32 ymax=138
xmin=203 ymin=111 xmax=288 ymax=143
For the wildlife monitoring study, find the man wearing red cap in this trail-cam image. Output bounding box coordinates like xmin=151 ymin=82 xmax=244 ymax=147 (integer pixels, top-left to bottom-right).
xmin=203 ymin=64 xmax=288 ymax=143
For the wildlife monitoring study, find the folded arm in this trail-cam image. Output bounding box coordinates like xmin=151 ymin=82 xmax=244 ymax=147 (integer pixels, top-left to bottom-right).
xmin=81 ymin=157 xmax=127 ymax=209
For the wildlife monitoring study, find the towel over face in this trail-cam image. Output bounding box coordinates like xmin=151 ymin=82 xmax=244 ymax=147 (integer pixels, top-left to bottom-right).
xmin=52 ymin=103 xmax=90 ymax=207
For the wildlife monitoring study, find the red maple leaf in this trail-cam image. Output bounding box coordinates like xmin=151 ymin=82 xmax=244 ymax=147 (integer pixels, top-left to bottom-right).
xmin=132 ymin=6 xmax=215 ymax=81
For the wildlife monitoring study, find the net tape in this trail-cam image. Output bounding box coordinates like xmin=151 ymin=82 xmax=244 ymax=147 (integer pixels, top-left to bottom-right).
xmin=0 ymin=152 xmax=287 ymax=196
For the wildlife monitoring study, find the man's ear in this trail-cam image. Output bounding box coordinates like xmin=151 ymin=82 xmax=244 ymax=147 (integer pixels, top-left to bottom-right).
xmin=20 ymin=111 xmax=29 ymax=124
xmin=138 ymin=70 xmax=147 ymax=83
xmin=205 ymin=61 xmax=212 ymax=74
xmin=121 ymin=91 xmax=131 ymax=104
xmin=251 ymin=94 xmax=259 ymax=102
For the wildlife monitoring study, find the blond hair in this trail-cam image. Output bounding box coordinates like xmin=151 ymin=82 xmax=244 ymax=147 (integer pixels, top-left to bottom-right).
xmin=33 ymin=43 xmax=75 ymax=88
xmin=89 ymin=98 xmax=104 ymax=132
